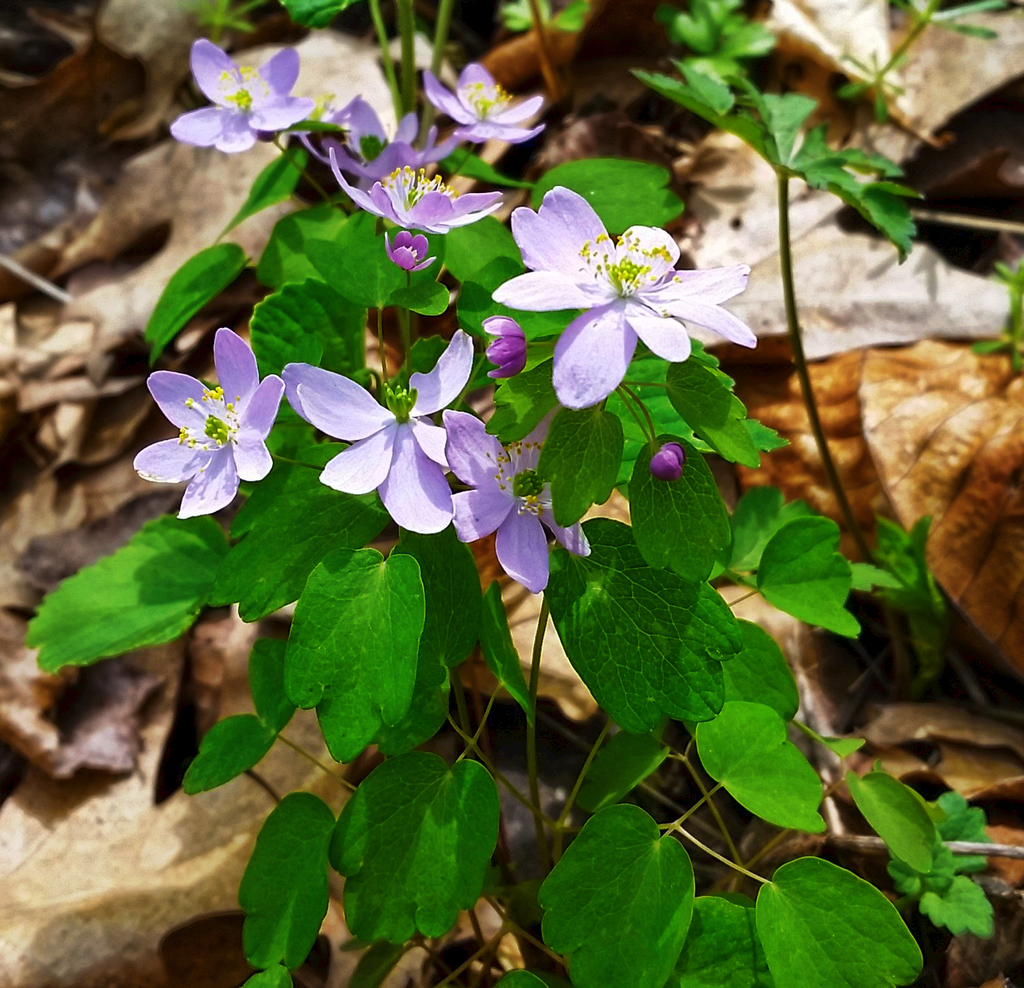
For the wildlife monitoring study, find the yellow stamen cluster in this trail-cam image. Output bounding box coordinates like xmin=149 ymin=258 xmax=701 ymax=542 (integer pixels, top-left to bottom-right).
xmin=578 ymin=231 xmax=672 ymax=296
xmin=464 ymin=81 xmax=511 ymax=118
xmin=494 ymin=440 xmax=546 ymax=516
xmin=381 ymin=167 xmax=459 ymax=207
xmin=220 ymin=66 xmax=267 ymax=112
xmin=176 ymin=386 xmax=240 ymax=450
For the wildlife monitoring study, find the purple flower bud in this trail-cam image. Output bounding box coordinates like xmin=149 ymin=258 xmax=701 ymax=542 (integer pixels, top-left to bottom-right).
xmin=650 ymin=442 xmax=686 ymax=481
xmin=384 ymin=230 xmax=436 ymax=272
xmin=483 ymin=315 xmax=527 ymax=379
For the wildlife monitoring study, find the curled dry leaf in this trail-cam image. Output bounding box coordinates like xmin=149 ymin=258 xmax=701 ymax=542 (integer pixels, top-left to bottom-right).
xmin=861 ymin=342 xmax=1024 ymax=678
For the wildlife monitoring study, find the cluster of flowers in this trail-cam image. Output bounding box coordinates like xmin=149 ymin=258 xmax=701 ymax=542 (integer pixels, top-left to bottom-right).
xmin=141 ymin=40 xmax=755 ymax=592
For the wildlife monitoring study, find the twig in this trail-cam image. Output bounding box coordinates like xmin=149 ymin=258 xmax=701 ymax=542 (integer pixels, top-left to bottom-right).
xmin=0 ymin=254 xmax=72 ymax=304
xmin=832 ymin=834 xmax=1024 ymax=861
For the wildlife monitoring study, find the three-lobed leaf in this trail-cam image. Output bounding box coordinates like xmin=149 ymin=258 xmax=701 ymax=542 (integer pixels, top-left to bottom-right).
xmin=696 ymin=701 xmax=825 ymax=832
xmin=28 ymin=515 xmax=227 ymax=673
xmin=331 ymin=752 xmax=499 ymax=942
xmin=539 ymin=804 xmax=695 ymax=988
xmin=240 ymin=792 xmax=336 ymax=969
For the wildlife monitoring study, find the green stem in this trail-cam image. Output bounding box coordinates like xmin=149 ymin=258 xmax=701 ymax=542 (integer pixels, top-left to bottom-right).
xmin=272 ymin=135 xmax=331 ymax=203
xmin=419 ymin=0 xmax=457 ymax=142
xmin=668 ymin=822 xmax=769 ymax=885
xmin=614 ymin=385 xmax=657 ymax=446
xmin=376 ymin=307 xmax=389 ymax=382
xmin=277 ymin=734 xmax=354 ymax=790
xmin=527 ymin=599 xmax=552 ymax=873
xmin=271 ymin=453 xmax=324 ymax=472
xmin=776 ymin=173 xmax=874 ymax=562
xmin=398 ymin=306 xmax=413 ymax=380
xmin=368 ymin=0 xmax=402 ymax=121
xmin=397 ymin=0 xmax=417 ymax=116
xmin=677 ymin=756 xmax=740 ymax=864
xmin=878 ymin=0 xmax=941 ymax=80
xmin=551 ymin=720 xmax=611 ymax=861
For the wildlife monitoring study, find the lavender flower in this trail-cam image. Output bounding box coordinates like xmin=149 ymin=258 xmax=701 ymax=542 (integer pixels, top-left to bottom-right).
xmin=650 ymin=442 xmax=686 ymax=481
xmin=484 ymin=316 xmax=526 ymax=378
xmin=492 ymin=187 xmax=755 ymax=409
xmin=282 ymin=331 xmax=474 ymax=534
xmin=423 ymin=64 xmax=544 ymax=145
xmin=134 ymin=329 xmax=284 ymax=518
xmin=170 ymin=40 xmax=315 ymax=154
xmin=385 ymin=230 xmax=436 ymax=272
xmin=442 ymin=410 xmax=589 ymax=592
xmin=316 ymin=96 xmax=457 ymax=189
xmin=330 ymin=152 xmax=503 ymax=234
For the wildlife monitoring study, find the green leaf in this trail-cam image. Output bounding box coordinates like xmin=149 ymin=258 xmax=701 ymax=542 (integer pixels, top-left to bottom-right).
xmin=538 ymin=406 xmax=623 ymax=525
xmin=211 ymin=445 xmax=389 ymax=621
xmin=488 ymin=360 xmax=559 ymax=442
xmin=546 ymin=519 xmax=740 ymax=732
xmin=935 ymin=791 xmax=991 ymax=873
xmin=257 ymin=205 xmax=348 ymax=288
xmin=727 ymin=487 xmax=811 ymax=573
xmin=756 ymin=517 xmax=859 ymax=636
xmin=393 ymin=528 xmax=482 ymax=669
xmin=756 ymin=857 xmax=921 ymax=988
xmin=760 ymin=93 xmax=817 ymax=166
xmin=307 ymin=213 xmax=404 ymax=308
xmin=721 ymin=620 xmax=799 ymax=721
xmin=331 ymin=752 xmax=499 ymax=942
xmin=850 ymin=562 xmax=904 ymax=591
xmin=479 ymin=582 xmax=532 ymax=721
xmin=242 ymin=967 xmax=292 ymax=988
xmin=387 ymin=279 xmax=449 ymax=315
xmin=532 ymin=159 xmax=684 ymax=233
xmin=240 ymin=792 xmax=335 ymax=969
xmin=183 ymin=715 xmax=275 ymax=794
xmin=225 ymin=148 xmax=308 ymax=233
xmin=552 ymin=0 xmax=588 ymax=30
xmin=287 ymin=548 xmax=424 ymax=760
xmin=277 ymin=0 xmax=358 ymax=27
xmin=145 ymin=244 xmax=247 ymax=360
xmin=920 ymin=875 xmax=993 ymax=938
xmin=497 ymin=973 xmax=549 ymax=988
xmin=795 ymin=721 xmax=864 ymax=758
xmin=539 ymin=804 xmax=695 ymax=988
xmin=444 ymin=216 xmax=522 ymax=283
xmin=440 ymin=151 xmax=535 ymax=189
xmin=629 ymin=439 xmax=731 ymax=582
xmin=350 ymin=942 xmax=407 ymax=988
xmin=577 ymin=730 xmax=669 ymax=813
xmin=250 ymin=638 xmax=296 ymax=734
xmin=250 ymin=280 xmax=366 ymax=378
xmin=672 ymin=895 xmax=773 ymax=988
xmin=847 ymin=770 xmax=935 ymax=872
xmin=28 ymin=515 xmax=227 ymax=673
xmin=371 ymin=643 xmax=448 ymax=757
xmin=696 ymin=701 xmax=825 ymax=832
xmin=665 ymin=359 xmax=760 ymax=467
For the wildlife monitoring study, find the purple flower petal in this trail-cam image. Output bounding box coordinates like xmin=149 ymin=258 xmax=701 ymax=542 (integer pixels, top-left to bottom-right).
xmin=211 ymin=111 xmax=258 ymax=153
xmin=492 ymin=270 xmax=607 ymax=311
xmin=214 ymin=328 xmax=259 ymax=409
xmin=178 ymin=449 xmax=239 ymax=518
xmin=458 ymin=62 xmax=497 ymax=90
xmin=490 ymin=95 xmax=545 ymax=125
xmin=655 ymin=297 xmax=757 ymax=347
xmin=452 ymin=489 xmax=513 ymax=542
xmin=190 ymin=39 xmax=238 ymax=105
xmin=394 ymin=112 xmax=419 ymax=144
xmin=453 ymin=121 xmax=544 ymax=144
xmin=626 ymin=311 xmax=692 ymax=362
xmin=378 ymin=425 xmax=453 ymax=533
xmin=342 ymin=96 xmax=388 ymax=143
xmin=410 ymin=329 xmax=474 ymax=415
xmin=442 ymin=410 xmax=504 ymax=491
xmin=543 ymin=511 xmax=591 ymax=556
xmin=423 ymin=70 xmax=476 ymax=124
xmin=249 ymin=96 xmax=316 ymax=132
xmin=619 ymin=225 xmax=680 ymax=279
xmin=282 ymin=363 xmax=394 ymax=439
xmin=645 ymin=264 xmax=751 ymax=306
xmin=232 ymin=435 xmax=273 ymax=482
xmin=329 ymin=150 xmax=388 ymax=216
xmin=239 ymin=375 xmax=284 ymax=437
xmin=495 ymin=510 xmax=549 ymax=593
xmin=258 ymin=47 xmax=300 ymax=96
xmin=148 ymin=371 xmax=208 ymax=430
xmin=170 ymin=107 xmax=235 ymax=148
xmin=320 ymin=423 xmax=397 ymax=495
xmin=411 ymin=418 xmax=449 ymax=467
xmin=553 ymin=303 xmax=636 ymax=409
xmin=134 ymin=439 xmax=208 ymax=483
xmin=511 ymin=186 xmax=607 ymax=277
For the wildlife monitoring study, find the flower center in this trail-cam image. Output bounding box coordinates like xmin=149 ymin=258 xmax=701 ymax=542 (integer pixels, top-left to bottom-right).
xmin=385 ymin=384 xmax=418 ymax=423
xmin=359 ymin=133 xmax=385 ymax=161
xmin=204 ymin=416 xmax=230 ymax=444
xmin=178 ymin=386 xmax=240 ymax=450
xmin=579 ymin=230 xmax=674 ymax=297
xmin=381 ymin=167 xmax=458 ymax=209
xmin=220 ymin=65 xmax=267 ymax=113
xmin=464 ymin=81 xmax=511 ymax=118
xmin=512 ymin=469 xmax=544 ymax=499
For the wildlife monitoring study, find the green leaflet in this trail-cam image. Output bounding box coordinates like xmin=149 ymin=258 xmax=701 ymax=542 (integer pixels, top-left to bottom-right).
xmin=145 ymin=243 xmax=247 ymax=361
xmin=756 ymin=516 xmax=859 ymax=637
xmin=277 ymin=0 xmax=361 ymax=28
xmin=696 ymin=701 xmax=825 ymax=832
xmin=725 ymin=486 xmax=811 ymax=574
xmin=671 ymin=895 xmax=773 ymax=988
xmin=920 ymin=875 xmax=993 ymax=938
xmin=546 ymin=519 xmax=740 ymax=732
xmin=756 ymin=857 xmax=922 ymax=988
xmin=577 ymin=730 xmax=669 ymax=813
xmin=257 ymin=204 xmax=348 ymax=288
xmin=28 ymin=515 xmax=227 ymax=673
xmin=488 ymin=359 xmax=559 ymax=442
xmin=847 ymin=770 xmax=935 ymax=873
xmin=225 ymin=148 xmax=308 ymax=233
xmin=240 ymin=792 xmax=335 ymax=970
xmin=444 ymin=216 xmax=521 ymax=284
xmin=539 ymin=804 xmax=694 ymax=988
xmin=211 ymin=445 xmax=389 ymax=622
xmin=286 ymin=548 xmax=424 ymax=761
xmin=538 ymin=405 xmax=623 ymax=525
xmin=479 ymin=582 xmax=532 ymax=721
xmin=331 ymin=752 xmax=499 ymax=942
xmin=721 ymin=620 xmax=799 ymax=721
xmin=241 ymin=967 xmax=292 ymax=988
xmin=439 ymin=151 xmax=534 ymax=189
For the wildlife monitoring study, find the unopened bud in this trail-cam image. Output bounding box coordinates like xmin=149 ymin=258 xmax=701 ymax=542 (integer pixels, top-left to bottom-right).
xmin=483 ymin=316 xmax=527 ymax=379
xmin=650 ymin=442 xmax=686 ymax=481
